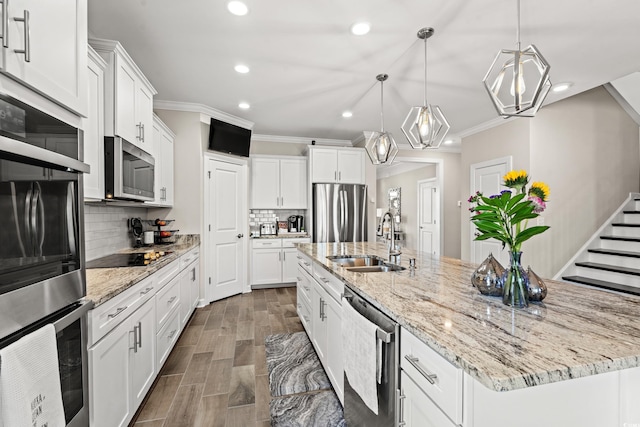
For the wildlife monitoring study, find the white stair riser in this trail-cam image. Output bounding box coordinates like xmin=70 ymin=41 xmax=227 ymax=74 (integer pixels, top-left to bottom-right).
xmin=574 ymin=266 xmax=640 ymax=288
xmin=600 ymin=239 xmax=640 ymax=252
xmin=588 ymin=253 xmax=640 ymax=269
xmin=610 ymin=227 xmax=640 ymax=238
xmin=634 ymin=200 xmax=640 ymax=210
xmin=622 ymin=214 xmax=640 ymax=224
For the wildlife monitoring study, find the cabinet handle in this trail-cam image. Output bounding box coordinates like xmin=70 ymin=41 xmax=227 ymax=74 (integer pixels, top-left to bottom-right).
xmin=13 ymin=9 xmax=29 ymax=62
xmin=278 ymin=252 xmax=281 ymax=262
xmin=0 ymin=0 xmax=8 ymax=48
xmin=283 ymin=252 xmax=286 ymax=261
xmin=397 ymin=389 xmax=406 ymax=427
xmin=108 ymin=306 xmax=127 ymax=319
xmin=141 ymin=124 xmax=145 ymax=142
xmin=192 ymin=268 xmax=196 ymax=281
xmin=131 ymin=325 xmax=139 ymax=353
xmin=304 ymin=315 xmax=310 ymax=323
xmin=140 ymin=286 xmax=154 ymax=295
xmin=136 ymin=123 xmax=141 ymax=140
xmin=334 ymin=171 xmax=337 ymax=181
xmin=137 ymin=321 xmax=142 ymax=349
xmin=168 ymin=296 xmax=177 ymax=304
xmin=319 ymin=298 xmax=326 ymax=320
xmin=404 ymin=355 xmax=438 ymax=385
xmin=297 ymin=277 xmax=302 ymax=282
xmin=168 ymin=329 xmax=177 ymax=340
xmin=339 ymin=171 xmax=342 ymax=181
xmin=304 ymin=286 xmax=310 ymax=292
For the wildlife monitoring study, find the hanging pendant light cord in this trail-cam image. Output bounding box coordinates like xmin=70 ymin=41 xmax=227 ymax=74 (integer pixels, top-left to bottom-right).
xmin=516 ymin=0 xmax=521 ymax=50
xmin=423 ymin=37 xmax=428 ymax=106
xmin=380 ymin=80 xmax=385 ymax=132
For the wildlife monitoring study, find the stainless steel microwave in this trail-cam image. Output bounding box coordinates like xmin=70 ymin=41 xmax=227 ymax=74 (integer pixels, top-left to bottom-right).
xmin=104 ymin=136 xmax=155 ymax=202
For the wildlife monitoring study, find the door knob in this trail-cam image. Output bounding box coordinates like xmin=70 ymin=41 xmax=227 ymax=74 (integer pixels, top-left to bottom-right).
xmin=237 ymin=233 xmax=244 ymax=238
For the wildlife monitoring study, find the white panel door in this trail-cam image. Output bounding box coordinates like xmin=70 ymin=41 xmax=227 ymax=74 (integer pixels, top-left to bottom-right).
xmin=418 ymin=179 xmax=440 ymax=256
xmin=208 ymin=159 xmax=246 ymax=301
xmin=470 ymin=158 xmax=511 ymax=266
xmin=251 ymin=249 xmax=282 ymax=285
xmin=130 ymin=299 xmax=156 ymax=410
xmin=282 ymin=248 xmax=299 ymax=283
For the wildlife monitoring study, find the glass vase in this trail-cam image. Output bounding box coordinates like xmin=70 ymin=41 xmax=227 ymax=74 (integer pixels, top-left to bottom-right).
xmin=501 ymin=251 xmax=529 ymax=308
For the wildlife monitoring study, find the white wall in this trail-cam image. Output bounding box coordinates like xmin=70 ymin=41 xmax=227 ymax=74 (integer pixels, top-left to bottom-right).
xmin=460 ymin=87 xmax=640 ymax=278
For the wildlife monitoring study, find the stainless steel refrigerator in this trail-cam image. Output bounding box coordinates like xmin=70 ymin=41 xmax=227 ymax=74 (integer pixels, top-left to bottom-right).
xmin=313 ymin=183 xmax=367 ymax=243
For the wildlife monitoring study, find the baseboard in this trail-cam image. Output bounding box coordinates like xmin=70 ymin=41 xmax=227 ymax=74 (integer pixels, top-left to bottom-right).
xmin=251 ymin=283 xmax=296 ymax=290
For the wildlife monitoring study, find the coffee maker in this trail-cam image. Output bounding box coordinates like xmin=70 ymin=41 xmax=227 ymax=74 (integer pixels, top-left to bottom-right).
xmin=288 ymin=215 xmax=304 ymax=233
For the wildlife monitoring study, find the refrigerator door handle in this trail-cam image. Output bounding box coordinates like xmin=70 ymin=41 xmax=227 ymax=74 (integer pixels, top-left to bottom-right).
xmin=340 ymin=190 xmax=346 ymax=242
xmin=342 ymin=190 xmax=349 ymax=242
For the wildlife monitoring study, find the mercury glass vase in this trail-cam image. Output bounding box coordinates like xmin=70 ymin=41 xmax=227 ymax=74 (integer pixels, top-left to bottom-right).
xmin=471 ymin=253 xmax=505 ymax=296
xmin=527 ymin=266 xmax=548 ymax=302
xmin=501 ymin=251 xmax=529 ymax=308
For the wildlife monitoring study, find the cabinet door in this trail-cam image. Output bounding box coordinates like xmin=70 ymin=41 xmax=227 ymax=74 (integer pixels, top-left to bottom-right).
xmin=280 ymin=158 xmax=307 ymax=209
xmin=311 ymin=283 xmax=328 ymax=361
xmin=114 ymin=58 xmax=138 ymax=144
xmin=151 ymin=121 xmax=164 ymax=204
xmin=281 ymin=248 xmax=299 ymax=283
xmin=251 ymin=158 xmax=280 ymax=208
xmin=89 ymin=320 xmax=132 ymax=427
xmin=136 ymin=84 xmax=154 ymax=150
xmin=2 ymin=0 xmax=87 ymax=114
xmin=190 ymin=261 xmax=200 ymax=309
xmin=251 ymin=248 xmax=283 ymax=285
xmin=337 ymin=150 xmax=365 ymax=184
xmin=400 ymin=371 xmax=457 ymax=427
xmin=130 ymin=299 xmax=156 ymax=410
xmin=179 ymin=268 xmax=191 ymax=326
xmin=160 ymin=130 xmax=174 ymax=206
xmin=325 ymin=295 xmax=344 ymax=403
xmin=311 ymin=148 xmax=338 ymax=183
xmin=83 ymin=52 xmax=105 ymax=200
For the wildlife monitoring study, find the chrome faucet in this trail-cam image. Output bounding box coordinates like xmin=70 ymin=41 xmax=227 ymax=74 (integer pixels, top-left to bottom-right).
xmin=378 ymin=211 xmax=401 ymax=260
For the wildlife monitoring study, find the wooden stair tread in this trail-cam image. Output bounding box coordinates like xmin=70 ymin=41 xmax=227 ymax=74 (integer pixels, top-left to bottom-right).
xmin=574 ymin=261 xmax=640 ymax=276
xmin=562 ymin=276 xmax=640 ymax=296
xmin=611 ymin=223 xmax=640 ymax=227
xmin=600 ymin=235 xmax=640 ymax=242
xmin=623 ymin=210 xmax=640 ymax=214
xmin=588 ymin=248 xmax=640 ymax=258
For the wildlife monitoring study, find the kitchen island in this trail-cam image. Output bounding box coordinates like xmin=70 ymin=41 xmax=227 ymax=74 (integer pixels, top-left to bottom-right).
xmin=297 ymin=241 xmax=640 ymax=426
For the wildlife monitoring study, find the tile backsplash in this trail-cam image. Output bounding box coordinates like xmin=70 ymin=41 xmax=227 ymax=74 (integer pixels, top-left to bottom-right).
xmin=249 ymin=209 xmax=306 ymax=235
xmin=84 ymin=204 xmax=147 ymax=261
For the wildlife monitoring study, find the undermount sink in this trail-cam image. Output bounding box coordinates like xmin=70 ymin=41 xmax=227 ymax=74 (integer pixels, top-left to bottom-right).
xmin=326 ymin=255 xmax=406 ymax=273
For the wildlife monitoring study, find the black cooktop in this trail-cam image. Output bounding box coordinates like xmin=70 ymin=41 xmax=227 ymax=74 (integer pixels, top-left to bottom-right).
xmin=86 ymin=252 xmax=173 ymax=269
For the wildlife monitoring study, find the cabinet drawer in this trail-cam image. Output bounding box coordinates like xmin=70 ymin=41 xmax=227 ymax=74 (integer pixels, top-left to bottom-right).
xmin=156 ymin=276 xmax=181 ymax=329
xmin=252 ymin=239 xmax=282 ymax=249
xmin=297 ymin=251 xmax=313 ymax=275
xmin=88 ymin=276 xmax=155 ymax=346
xmin=156 ymin=306 xmax=181 ymax=367
xmin=400 ymin=328 xmax=463 ymax=425
xmin=400 ymin=371 xmax=457 ymax=427
xmin=155 ymin=259 xmax=180 ymax=291
xmin=180 ymin=247 xmax=200 ymax=270
xmin=297 ymin=267 xmax=312 ymax=306
xmin=282 ymin=238 xmax=310 ymax=248
xmin=312 ymin=264 xmax=344 ymax=303
xmin=297 ymin=298 xmax=311 ymax=333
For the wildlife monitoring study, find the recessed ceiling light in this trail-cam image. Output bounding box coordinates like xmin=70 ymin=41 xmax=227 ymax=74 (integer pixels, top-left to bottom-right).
xmin=234 ymin=64 xmax=250 ymax=74
xmin=342 ymin=111 xmax=353 ymax=118
xmin=350 ymin=22 xmax=370 ymax=36
xmin=238 ymin=102 xmax=250 ymax=109
xmin=227 ymin=1 xmax=248 ymax=16
xmin=443 ymin=139 xmax=453 ymax=145
xmin=552 ymin=82 xmax=573 ymax=93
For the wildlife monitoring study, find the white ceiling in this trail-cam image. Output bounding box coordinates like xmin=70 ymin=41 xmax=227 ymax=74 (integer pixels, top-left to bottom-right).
xmin=88 ymin=0 xmax=640 ymax=149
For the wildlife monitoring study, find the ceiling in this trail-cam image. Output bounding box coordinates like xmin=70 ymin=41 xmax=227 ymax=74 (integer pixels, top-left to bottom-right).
xmin=88 ymin=0 xmax=640 ymax=150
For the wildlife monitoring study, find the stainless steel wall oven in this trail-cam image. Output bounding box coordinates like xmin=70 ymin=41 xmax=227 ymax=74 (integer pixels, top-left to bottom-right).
xmin=0 ymin=92 xmax=90 ymax=426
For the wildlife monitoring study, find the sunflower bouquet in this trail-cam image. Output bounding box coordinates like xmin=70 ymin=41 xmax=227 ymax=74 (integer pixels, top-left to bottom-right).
xmin=468 ymin=170 xmax=550 ymax=254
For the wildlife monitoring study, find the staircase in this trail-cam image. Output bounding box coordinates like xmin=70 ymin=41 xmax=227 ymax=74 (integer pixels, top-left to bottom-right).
xmin=557 ymin=193 xmax=640 ymax=296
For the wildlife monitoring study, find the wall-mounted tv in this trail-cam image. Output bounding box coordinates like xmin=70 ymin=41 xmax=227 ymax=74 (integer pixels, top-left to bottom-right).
xmin=207 ymin=118 xmax=252 ymax=157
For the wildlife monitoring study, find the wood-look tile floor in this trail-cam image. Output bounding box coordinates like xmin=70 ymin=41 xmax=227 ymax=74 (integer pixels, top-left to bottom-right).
xmin=131 ymin=287 xmax=303 ymax=427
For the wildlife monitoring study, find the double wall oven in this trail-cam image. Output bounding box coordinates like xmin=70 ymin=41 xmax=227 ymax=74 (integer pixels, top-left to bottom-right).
xmin=0 ymin=92 xmax=91 ymax=426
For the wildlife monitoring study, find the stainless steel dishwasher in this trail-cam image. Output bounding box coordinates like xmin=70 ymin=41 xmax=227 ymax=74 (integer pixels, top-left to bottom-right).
xmin=343 ymin=287 xmax=399 ymax=426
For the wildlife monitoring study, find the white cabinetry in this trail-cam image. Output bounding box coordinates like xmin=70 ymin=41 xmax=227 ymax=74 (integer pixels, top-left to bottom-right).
xmin=83 ymin=46 xmax=106 ymax=200
xmin=89 ymin=38 xmax=157 ymax=151
xmin=251 ymin=238 xmax=310 ymax=286
xmin=308 ymin=147 xmax=365 ymax=184
xmin=89 ymin=291 xmax=156 ymax=427
xmin=251 ymin=156 xmax=307 ymax=209
xmin=0 ymin=0 xmax=87 ymax=115
xmin=147 ymin=114 xmax=174 ymax=206
xmin=400 ymin=371 xmax=456 ymax=427
xmin=298 ymin=250 xmax=344 ymax=403
xmin=88 ymin=246 xmax=200 ymax=427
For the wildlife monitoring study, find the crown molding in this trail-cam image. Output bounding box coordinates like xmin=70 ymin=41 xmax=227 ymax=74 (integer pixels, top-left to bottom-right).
xmin=251 ymin=134 xmax=352 ymax=146
xmin=457 ymin=116 xmax=512 ymax=139
xmin=153 ymin=100 xmax=254 ymax=130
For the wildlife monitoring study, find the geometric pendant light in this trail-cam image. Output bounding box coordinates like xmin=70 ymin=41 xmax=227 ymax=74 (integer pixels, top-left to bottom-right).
xmin=401 ymin=27 xmax=450 ymax=150
xmin=365 ymin=74 xmax=399 ymax=165
xmin=483 ymin=0 xmax=551 ymax=117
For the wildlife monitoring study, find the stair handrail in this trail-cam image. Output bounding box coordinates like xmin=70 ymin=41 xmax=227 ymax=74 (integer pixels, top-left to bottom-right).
xmin=553 ymin=192 xmax=640 ymax=280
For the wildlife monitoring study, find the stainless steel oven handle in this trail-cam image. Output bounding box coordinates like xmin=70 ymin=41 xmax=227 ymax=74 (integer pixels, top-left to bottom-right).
xmin=404 ymin=355 xmax=438 ymax=385
xmin=34 ymin=183 xmax=45 ymax=256
xmin=53 ymin=300 xmax=93 ymax=333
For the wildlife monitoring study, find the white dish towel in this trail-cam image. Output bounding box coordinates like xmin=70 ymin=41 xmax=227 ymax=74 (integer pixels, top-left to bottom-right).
xmin=0 ymin=324 xmax=65 ymax=427
xmin=342 ymin=297 xmax=379 ymax=415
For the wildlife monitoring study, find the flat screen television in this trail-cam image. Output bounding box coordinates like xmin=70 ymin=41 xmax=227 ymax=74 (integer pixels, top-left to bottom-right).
xmin=207 ymin=118 xmax=252 ymax=157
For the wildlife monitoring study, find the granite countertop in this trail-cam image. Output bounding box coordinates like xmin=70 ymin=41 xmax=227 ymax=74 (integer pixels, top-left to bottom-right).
xmin=252 ymin=233 xmax=310 ymax=239
xmin=296 ymin=241 xmax=640 ymax=392
xmin=86 ymin=235 xmax=200 ymax=308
